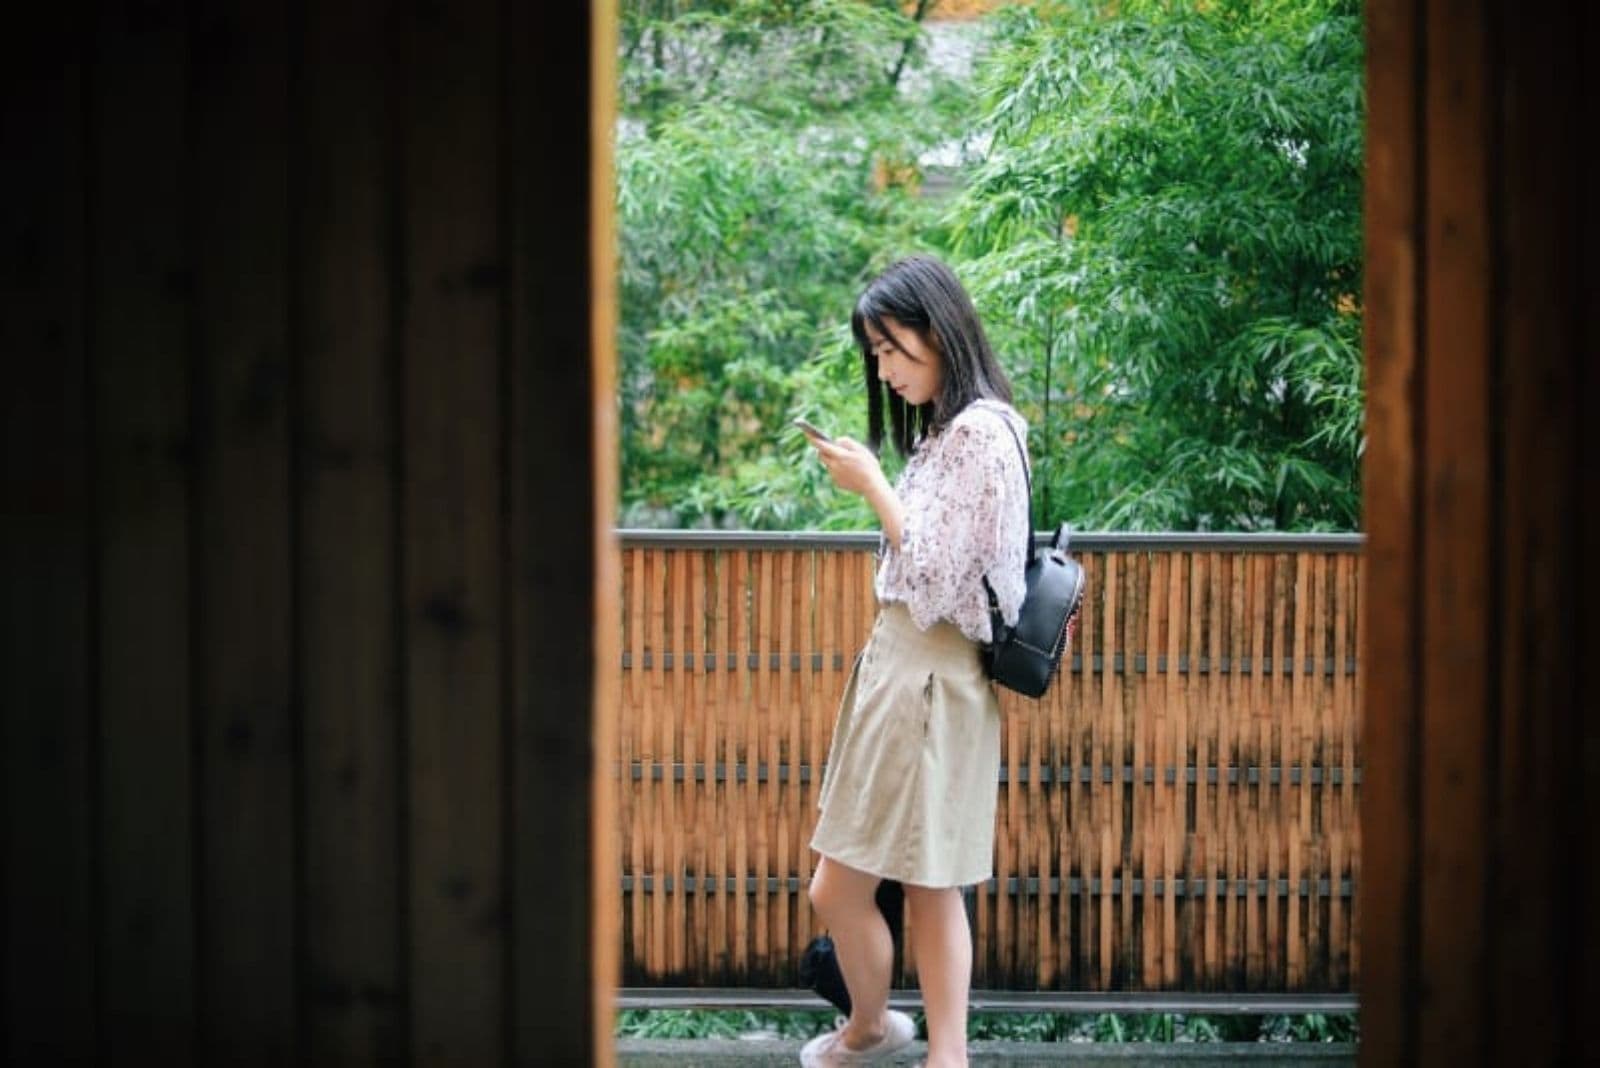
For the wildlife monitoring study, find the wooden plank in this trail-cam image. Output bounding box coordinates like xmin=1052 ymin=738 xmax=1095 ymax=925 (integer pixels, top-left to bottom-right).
xmin=638 ymin=551 xmax=656 ymax=975
xmin=812 ymin=543 xmax=843 ymax=972
xmin=1285 ymin=556 xmax=1308 ymax=988
xmin=1163 ymin=551 xmax=1183 ymax=986
xmin=1138 ymin=551 xmax=1158 ymax=988
xmin=1034 ymin=634 xmax=1053 ymax=988
xmin=627 ymin=550 xmax=647 ymax=979
xmin=796 ymin=550 xmax=817 ymax=956
xmin=1349 ymin=550 xmax=1365 ymax=990
xmin=1226 ymin=555 xmax=1246 ymax=987
xmin=653 ymin=551 xmax=671 ymax=976
xmin=1098 ymin=823 xmax=1115 ymax=991
xmin=1308 ymin=555 xmax=1328 ymax=986
xmin=851 ymin=548 xmax=870 ymax=657
xmin=297 ymin=0 xmax=404 ymax=1057
xmin=1245 ymin=555 xmax=1267 ymax=988
xmin=1417 ymin=1 xmax=1493 ymax=1059
xmin=1488 ymin=5 xmax=1581 ymax=1061
xmin=1101 ymin=552 xmax=1120 ymax=990
xmin=1203 ymin=553 xmax=1224 ymax=986
xmin=1074 ymin=553 xmax=1097 ymax=989
xmin=712 ymin=549 xmax=732 ymax=976
xmin=997 ymin=639 xmax=1018 ymax=982
xmin=753 ymin=550 xmax=773 ymax=972
xmin=1359 ymin=0 xmax=1422 ymax=1053
xmin=0 ymin=9 xmax=94 ymax=1057
xmin=1581 ymin=13 xmax=1600 ymax=1054
xmin=693 ymin=551 xmax=711 ymax=972
xmin=667 ymin=551 xmax=686 ymax=975
xmin=1181 ymin=551 xmax=1204 ymax=989
xmin=1265 ymin=556 xmax=1288 ymax=986
xmin=504 ymin=10 xmax=622 ymax=1052
xmin=1091 ymin=550 xmax=1108 ymax=991
xmin=400 ymin=0 xmax=505 ymax=1054
xmin=1330 ymin=557 xmax=1351 ymax=988
xmin=90 ymin=3 xmax=198 ymax=1056
xmin=686 ymin=551 xmax=706 ymax=976
xmin=731 ymin=550 xmax=750 ymax=977
xmin=585 ymin=3 xmax=622 ymax=1052
xmin=1035 ymin=687 xmax=1053 ymax=988
xmin=188 ymin=3 xmax=298 ymax=1056
xmin=775 ymin=550 xmax=796 ymax=968
xmin=640 ymin=549 xmax=659 ymax=978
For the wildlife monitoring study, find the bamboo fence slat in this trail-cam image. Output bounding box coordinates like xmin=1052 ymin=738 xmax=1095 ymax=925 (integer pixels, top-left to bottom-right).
xmin=688 ymin=551 xmax=706 ymax=977
xmin=733 ymin=550 xmax=750 ymax=976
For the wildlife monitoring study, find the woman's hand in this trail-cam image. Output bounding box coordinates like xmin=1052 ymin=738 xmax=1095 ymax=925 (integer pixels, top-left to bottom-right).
xmin=809 ymin=436 xmax=905 ymax=548
xmin=810 ymin=436 xmax=884 ymax=497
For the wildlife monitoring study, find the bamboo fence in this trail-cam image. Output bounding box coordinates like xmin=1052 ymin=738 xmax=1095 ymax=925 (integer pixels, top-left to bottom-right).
xmin=617 ymin=532 xmax=1362 ymax=993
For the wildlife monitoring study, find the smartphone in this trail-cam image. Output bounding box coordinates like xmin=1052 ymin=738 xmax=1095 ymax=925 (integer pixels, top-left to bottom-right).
xmin=792 ymin=416 xmax=833 ymax=443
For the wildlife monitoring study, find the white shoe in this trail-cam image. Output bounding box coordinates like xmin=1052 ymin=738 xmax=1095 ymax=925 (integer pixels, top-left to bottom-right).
xmin=798 ymin=1009 xmax=916 ymax=1066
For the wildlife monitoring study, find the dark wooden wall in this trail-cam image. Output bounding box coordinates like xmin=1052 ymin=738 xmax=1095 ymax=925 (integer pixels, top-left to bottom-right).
xmin=1361 ymin=1 xmax=1597 ymax=1065
xmin=1 ymin=2 xmax=617 ymax=1065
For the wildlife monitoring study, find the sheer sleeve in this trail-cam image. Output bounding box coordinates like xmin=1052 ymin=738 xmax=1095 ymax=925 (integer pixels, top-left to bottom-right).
xmin=889 ymin=409 xmax=1027 ymax=642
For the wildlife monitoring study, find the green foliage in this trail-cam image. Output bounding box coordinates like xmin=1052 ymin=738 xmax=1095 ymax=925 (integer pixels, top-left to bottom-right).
xmin=622 ymin=0 xmax=929 ymax=125
xmin=616 ymin=0 xmax=1366 ymax=531
xmin=617 ymin=0 xmax=957 ymax=528
xmin=946 ymin=0 xmax=1365 ymax=530
xmin=1259 ymin=1011 xmax=1360 ymax=1043
xmin=614 ymin=1007 xmax=835 ymax=1039
xmin=614 ymin=1008 xmax=1359 ymax=1043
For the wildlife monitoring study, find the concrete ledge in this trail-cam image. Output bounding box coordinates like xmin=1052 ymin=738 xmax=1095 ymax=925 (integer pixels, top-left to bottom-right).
xmin=618 ymin=987 xmax=1359 ymax=1016
xmin=618 ymin=1038 xmax=1358 ymax=1066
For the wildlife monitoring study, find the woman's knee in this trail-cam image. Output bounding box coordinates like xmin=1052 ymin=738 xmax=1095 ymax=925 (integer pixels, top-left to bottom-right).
xmin=807 ymin=873 xmax=834 ymax=918
xmin=808 ymin=857 xmax=874 ymax=921
xmin=904 ymin=883 xmax=966 ymax=920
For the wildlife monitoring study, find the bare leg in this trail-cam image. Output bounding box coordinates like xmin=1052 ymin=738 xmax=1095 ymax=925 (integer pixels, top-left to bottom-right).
xmin=807 ymin=856 xmax=894 ymax=1049
xmin=905 ymin=884 xmax=971 ymax=1068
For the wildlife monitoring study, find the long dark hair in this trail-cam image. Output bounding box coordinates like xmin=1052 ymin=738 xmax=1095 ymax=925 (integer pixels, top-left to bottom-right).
xmin=850 ymin=255 xmax=1013 ymax=458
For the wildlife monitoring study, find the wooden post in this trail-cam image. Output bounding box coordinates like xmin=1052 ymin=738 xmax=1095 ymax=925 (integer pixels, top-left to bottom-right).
xmin=0 ymin=6 xmax=94 ymax=1060
xmin=1 ymin=2 xmax=615 ymax=1062
xmin=298 ymin=0 xmax=403 ymax=1059
xmin=1361 ymin=1 xmax=1597 ymax=1063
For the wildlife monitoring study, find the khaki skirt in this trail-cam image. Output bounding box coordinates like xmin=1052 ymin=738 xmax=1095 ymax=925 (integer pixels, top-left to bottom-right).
xmin=810 ymin=601 xmax=1002 ymax=888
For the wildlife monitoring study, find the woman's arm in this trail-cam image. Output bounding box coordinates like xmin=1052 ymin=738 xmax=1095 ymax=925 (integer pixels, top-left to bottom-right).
xmin=861 ymin=469 xmax=905 ymax=549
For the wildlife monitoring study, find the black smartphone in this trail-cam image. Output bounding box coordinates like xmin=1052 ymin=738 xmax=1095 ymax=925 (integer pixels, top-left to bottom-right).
xmin=792 ymin=416 xmax=833 ymax=443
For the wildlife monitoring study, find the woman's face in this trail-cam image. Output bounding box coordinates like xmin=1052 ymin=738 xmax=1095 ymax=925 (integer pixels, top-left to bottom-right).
xmin=867 ymin=317 xmax=944 ymax=407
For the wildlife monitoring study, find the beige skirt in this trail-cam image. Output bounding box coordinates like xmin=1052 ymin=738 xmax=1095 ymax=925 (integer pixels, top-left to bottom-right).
xmin=810 ymin=601 xmax=1002 ymax=888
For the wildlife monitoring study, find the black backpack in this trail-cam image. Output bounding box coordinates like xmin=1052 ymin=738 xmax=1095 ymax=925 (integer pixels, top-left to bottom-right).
xmin=981 ymin=419 xmax=1085 ymax=699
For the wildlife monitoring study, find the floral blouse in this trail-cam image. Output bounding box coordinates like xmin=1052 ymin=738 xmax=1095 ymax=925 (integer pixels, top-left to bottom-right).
xmin=874 ymin=398 xmax=1031 ymax=644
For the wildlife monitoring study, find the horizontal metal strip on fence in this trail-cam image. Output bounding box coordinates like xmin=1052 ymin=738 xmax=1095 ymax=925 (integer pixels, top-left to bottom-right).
xmin=619 ymin=529 xmax=1365 ymax=553
xmin=622 ymin=761 xmax=1362 ymax=787
xmin=621 ymin=875 xmax=1355 ymax=899
xmin=617 ymin=987 xmax=1361 ymax=1015
xmin=623 ymin=651 xmax=1359 ymax=676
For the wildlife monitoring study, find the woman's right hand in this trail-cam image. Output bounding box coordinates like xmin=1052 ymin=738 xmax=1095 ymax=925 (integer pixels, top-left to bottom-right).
xmin=810 ymin=436 xmax=883 ymax=498
xmin=810 ymin=436 xmax=905 ymax=548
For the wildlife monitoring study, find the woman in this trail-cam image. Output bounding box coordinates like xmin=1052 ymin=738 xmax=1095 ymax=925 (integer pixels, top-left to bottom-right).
xmin=801 ymin=256 xmax=1030 ymax=1068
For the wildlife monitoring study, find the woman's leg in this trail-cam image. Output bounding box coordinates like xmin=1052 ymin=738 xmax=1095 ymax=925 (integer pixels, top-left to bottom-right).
xmin=807 ymin=856 xmax=894 ymax=1048
xmin=904 ymin=883 xmax=971 ymax=1068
